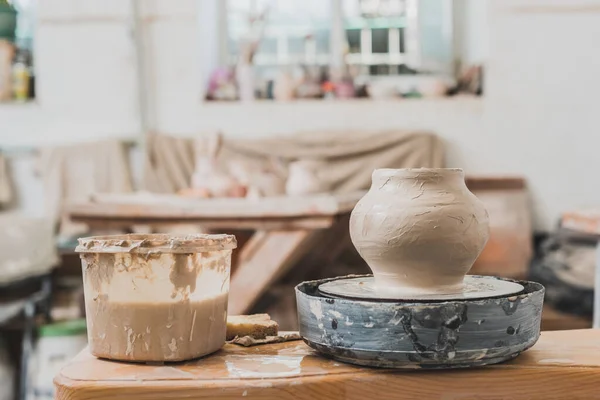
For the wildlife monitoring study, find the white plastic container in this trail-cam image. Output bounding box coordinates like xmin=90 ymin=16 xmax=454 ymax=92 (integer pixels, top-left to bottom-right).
xmin=76 ymin=233 xmax=237 ymax=362
xmin=30 ymin=320 xmax=87 ymax=400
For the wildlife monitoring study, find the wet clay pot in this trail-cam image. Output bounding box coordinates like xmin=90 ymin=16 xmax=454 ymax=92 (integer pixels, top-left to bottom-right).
xmin=349 ymin=168 xmax=489 ymax=296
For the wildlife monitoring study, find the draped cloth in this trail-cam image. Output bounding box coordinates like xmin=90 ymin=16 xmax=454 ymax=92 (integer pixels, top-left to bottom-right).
xmin=0 ymin=154 xmax=12 ymax=208
xmin=37 ymin=140 xmax=133 ymax=237
xmin=143 ymin=130 xmax=445 ymax=193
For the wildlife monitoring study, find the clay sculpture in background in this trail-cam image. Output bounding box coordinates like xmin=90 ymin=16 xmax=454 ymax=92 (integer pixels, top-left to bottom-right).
xmin=182 ymin=132 xmax=246 ymax=198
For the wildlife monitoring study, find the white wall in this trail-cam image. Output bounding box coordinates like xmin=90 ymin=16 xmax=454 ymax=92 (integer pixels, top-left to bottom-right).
xmin=1 ymin=0 xmax=142 ymax=218
xmin=454 ymin=0 xmax=489 ymax=65
xmin=484 ymin=0 xmax=600 ymax=229
xmin=3 ymin=0 xmax=600 ymax=232
xmin=1 ymin=0 xmax=141 ymax=147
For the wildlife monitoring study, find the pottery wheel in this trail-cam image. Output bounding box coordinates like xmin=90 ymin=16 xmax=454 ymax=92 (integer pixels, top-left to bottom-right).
xmin=295 ymin=275 xmax=545 ymax=369
xmin=318 ymin=275 xmax=524 ymax=301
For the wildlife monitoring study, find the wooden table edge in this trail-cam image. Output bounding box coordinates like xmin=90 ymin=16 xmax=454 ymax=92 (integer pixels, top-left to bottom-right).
xmin=54 ymin=363 xmax=600 ymax=400
xmin=65 ymin=191 xmax=366 ymax=220
xmin=66 ymin=215 xmax=339 ymax=230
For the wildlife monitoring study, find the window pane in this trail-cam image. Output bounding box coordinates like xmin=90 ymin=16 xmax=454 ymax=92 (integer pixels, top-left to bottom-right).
xmin=342 ymin=0 xmax=452 ymax=76
xmin=416 ymin=0 xmax=453 ymax=74
xmin=260 ymin=37 xmax=277 ymax=54
xmin=343 ymin=0 xmax=406 ymax=28
xmin=314 ymin=29 xmax=330 ymax=54
xmin=8 ymin=0 xmax=35 ymax=51
xmin=358 ymin=0 xmax=406 ymax=17
xmin=398 ymin=27 xmax=405 ymax=53
xmin=227 ymin=0 xmax=331 ymax=67
xmin=369 ymin=64 xmax=390 ymax=75
xmin=371 ymin=28 xmax=388 ymax=53
xmin=343 ymin=0 xmax=407 ymax=75
xmin=346 ymin=29 xmax=361 ymax=54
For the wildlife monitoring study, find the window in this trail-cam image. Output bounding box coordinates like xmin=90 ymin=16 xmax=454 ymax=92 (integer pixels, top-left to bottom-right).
xmin=343 ymin=0 xmax=453 ymax=76
xmin=223 ymin=0 xmax=452 ymax=76
xmin=202 ymin=0 xmax=456 ymax=100
xmin=344 ymin=0 xmax=409 ymax=76
xmin=227 ymin=0 xmax=331 ymax=68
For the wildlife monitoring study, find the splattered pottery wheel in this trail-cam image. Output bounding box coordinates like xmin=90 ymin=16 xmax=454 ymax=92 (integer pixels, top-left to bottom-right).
xmin=295 ymin=275 xmax=545 ymax=369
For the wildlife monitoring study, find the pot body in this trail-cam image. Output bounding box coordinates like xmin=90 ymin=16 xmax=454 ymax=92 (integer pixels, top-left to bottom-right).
xmin=349 ymin=168 xmax=489 ymax=295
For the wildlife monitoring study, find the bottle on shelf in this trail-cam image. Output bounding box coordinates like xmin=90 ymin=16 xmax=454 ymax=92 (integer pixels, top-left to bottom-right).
xmin=12 ymin=47 xmax=29 ymax=101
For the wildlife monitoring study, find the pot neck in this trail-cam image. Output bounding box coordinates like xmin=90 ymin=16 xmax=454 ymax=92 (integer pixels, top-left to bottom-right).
xmin=371 ymin=168 xmax=466 ymax=191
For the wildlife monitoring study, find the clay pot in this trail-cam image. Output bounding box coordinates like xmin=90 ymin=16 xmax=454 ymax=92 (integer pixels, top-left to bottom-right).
xmin=349 ymin=168 xmax=489 ymax=295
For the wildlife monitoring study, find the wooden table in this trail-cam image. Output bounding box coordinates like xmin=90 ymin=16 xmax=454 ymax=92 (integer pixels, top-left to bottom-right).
xmin=55 ymin=329 xmax=600 ymax=400
xmin=541 ymin=304 xmax=591 ymax=331
xmin=66 ymin=192 xmax=364 ymax=315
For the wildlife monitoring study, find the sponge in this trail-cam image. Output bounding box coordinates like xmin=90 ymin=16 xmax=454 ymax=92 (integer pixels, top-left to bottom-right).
xmin=226 ymin=314 xmax=279 ymax=341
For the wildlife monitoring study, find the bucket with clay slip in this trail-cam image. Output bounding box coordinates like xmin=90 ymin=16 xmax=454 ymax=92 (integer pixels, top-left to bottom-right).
xmin=76 ymin=233 xmax=237 ymax=362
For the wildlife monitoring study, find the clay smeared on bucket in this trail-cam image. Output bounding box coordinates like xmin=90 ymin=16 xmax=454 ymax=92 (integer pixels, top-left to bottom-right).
xmin=77 ymin=233 xmax=236 ymax=362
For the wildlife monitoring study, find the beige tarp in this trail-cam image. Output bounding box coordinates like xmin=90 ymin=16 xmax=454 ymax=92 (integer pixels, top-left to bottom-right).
xmin=144 ymin=130 xmax=445 ymax=193
xmin=37 ymin=140 xmax=133 ymax=237
xmin=0 ymin=154 xmax=12 ymax=207
xmin=0 ymin=214 xmax=58 ymax=284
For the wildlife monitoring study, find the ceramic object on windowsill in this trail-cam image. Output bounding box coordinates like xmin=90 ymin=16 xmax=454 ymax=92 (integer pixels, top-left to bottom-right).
xmin=273 ymin=71 xmax=296 ymax=102
xmin=236 ymin=62 xmax=255 ymax=102
xmin=334 ymin=80 xmax=355 ymax=99
xmin=206 ymin=67 xmax=237 ymax=101
xmin=349 ymin=168 xmax=489 ymax=296
xmin=295 ymin=79 xmax=321 ymax=99
xmin=418 ymin=78 xmax=449 ymax=98
xmin=295 ymin=65 xmax=322 ymax=99
xmin=366 ymin=81 xmax=399 ymax=99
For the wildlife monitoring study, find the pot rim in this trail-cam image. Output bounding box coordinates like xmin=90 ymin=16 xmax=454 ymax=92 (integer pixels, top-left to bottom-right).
xmin=75 ymin=233 xmax=237 ymax=254
xmin=373 ymin=168 xmax=464 ymax=179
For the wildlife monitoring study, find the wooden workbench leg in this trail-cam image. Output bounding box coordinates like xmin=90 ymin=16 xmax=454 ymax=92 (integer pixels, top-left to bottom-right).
xmin=228 ymin=230 xmax=318 ymax=315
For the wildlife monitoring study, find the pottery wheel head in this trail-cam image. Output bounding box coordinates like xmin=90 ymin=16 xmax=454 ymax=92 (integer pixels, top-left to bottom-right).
xmin=318 ymin=275 xmax=524 ymax=301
